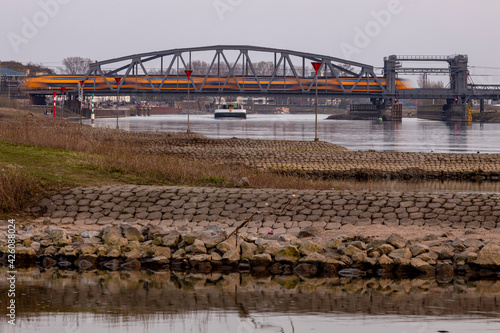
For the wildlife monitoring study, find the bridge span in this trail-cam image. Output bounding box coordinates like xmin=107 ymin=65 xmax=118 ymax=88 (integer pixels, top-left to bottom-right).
xmin=22 ymin=45 xmax=500 ymax=121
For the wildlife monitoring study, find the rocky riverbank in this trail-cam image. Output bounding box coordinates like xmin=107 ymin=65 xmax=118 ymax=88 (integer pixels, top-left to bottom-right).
xmin=2 ymin=222 xmax=500 ymax=280
xmin=2 ymin=184 xmax=499 ymax=278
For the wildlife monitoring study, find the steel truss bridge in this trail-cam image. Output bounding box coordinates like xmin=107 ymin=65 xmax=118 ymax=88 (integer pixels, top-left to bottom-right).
xmin=24 ymin=45 xmax=500 ymax=104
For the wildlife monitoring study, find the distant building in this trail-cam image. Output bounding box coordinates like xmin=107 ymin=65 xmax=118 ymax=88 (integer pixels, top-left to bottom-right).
xmin=236 ymin=97 xmax=250 ymax=105
xmin=0 ymin=67 xmax=26 ymax=92
xmin=252 ymin=97 xmax=276 ymax=106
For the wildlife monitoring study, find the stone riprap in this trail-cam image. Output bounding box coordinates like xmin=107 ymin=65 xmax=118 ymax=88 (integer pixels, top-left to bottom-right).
xmin=124 ymin=134 xmax=500 ymax=181
xmin=2 ymin=224 xmax=500 ymax=280
xmin=163 ymin=144 xmax=500 ymax=180
xmin=28 ymin=185 xmax=500 ymax=232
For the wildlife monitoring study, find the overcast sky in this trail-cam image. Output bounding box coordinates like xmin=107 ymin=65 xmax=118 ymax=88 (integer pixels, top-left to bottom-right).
xmin=1 ymin=0 xmax=499 ymax=81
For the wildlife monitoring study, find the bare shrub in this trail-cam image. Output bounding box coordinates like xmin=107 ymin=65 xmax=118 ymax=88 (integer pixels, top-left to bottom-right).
xmin=0 ymin=169 xmax=41 ymax=214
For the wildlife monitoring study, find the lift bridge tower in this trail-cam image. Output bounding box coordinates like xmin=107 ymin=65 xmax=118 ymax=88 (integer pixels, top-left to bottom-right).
xmin=383 ymin=54 xmax=470 ymax=121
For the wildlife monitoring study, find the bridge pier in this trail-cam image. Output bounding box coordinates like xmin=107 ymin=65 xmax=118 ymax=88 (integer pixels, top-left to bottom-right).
xmin=417 ymin=105 xmax=444 ymax=120
xmin=417 ymin=102 xmax=469 ymax=121
xmin=444 ymin=101 xmax=468 ymax=122
xmin=348 ymin=103 xmax=378 ymax=119
xmin=349 ymin=101 xmax=402 ymax=121
xmin=390 ymin=103 xmax=402 ymax=121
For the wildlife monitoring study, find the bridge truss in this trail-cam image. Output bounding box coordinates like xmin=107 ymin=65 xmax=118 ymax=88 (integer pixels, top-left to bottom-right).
xmin=80 ymin=45 xmax=390 ymax=98
xmin=23 ymin=46 xmax=500 ymax=103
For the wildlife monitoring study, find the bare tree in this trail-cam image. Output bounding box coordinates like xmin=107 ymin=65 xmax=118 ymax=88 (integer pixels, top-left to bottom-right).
xmin=254 ymin=61 xmax=274 ymax=76
xmin=334 ymin=63 xmax=354 ymax=77
xmin=417 ymin=75 xmax=445 ymax=105
xmin=190 ymin=60 xmax=210 ymax=73
xmin=417 ymin=74 xmax=428 ymax=88
xmin=59 ymin=57 xmax=91 ymax=75
xmin=417 ymin=74 xmax=444 ymax=89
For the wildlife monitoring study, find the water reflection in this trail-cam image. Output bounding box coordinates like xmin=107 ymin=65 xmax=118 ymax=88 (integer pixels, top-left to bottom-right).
xmin=1 ymin=268 xmax=499 ymax=332
xmin=84 ymin=115 xmax=500 ymax=154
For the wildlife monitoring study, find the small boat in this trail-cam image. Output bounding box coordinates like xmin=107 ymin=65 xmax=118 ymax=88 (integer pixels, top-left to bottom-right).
xmin=214 ymin=103 xmax=247 ymax=119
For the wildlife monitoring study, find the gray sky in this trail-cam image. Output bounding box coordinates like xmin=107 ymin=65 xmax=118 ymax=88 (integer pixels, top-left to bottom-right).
xmin=1 ymin=0 xmax=500 ymax=82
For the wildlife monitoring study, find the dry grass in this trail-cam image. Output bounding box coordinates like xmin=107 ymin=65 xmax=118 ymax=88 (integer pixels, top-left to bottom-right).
xmin=0 ymin=96 xmax=22 ymax=110
xmin=89 ymin=148 xmax=340 ymax=189
xmin=0 ymin=168 xmax=42 ymax=215
xmin=0 ymin=114 xmax=341 ymax=193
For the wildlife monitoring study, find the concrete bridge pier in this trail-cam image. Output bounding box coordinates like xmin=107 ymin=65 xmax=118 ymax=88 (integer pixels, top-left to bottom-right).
xmin=348 ymin=100 xmax=402 ymax=121
xmin=443 ymin=100 xmax=468 ymax=122
xmin=348 ymin=103 xmax=379 ymax=119
xmin=417 ymin=101 xmax=469 ymax=121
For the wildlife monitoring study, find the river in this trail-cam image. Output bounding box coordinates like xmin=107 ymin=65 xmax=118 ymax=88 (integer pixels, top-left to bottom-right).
xmin=84 ymin=114 xmax=500 ymax=154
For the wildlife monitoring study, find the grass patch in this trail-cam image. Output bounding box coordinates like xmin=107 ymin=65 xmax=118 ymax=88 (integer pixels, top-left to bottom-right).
xmin=201 ymin=176 xmax=227 ymax=187
xmin=0 ymin=141 xmax=124 ymax=186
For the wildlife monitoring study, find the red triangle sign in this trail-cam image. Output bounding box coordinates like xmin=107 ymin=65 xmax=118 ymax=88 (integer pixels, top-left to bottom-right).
xmin=311 ymin=62 xmax=322 ymax=75
xmin=114 ymin=77 xmax=121 ymax=84
xmin=185 ymin=70 xmax=193 ymax=79
xmin=79 ymin=80 xmax=85 ymax=87
xmin=61 ymin=87 xmax=66 ymax=94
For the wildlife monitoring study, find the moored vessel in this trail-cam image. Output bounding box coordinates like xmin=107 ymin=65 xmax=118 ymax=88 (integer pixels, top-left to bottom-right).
xmin=214 ymin=103 xmax=247 ymax=119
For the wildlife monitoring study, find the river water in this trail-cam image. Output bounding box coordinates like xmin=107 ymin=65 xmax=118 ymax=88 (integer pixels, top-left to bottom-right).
xmin=84 ymin=114 xmax=500 ymax=154
xmin=1 ymin=269 xmax=500 ymax=333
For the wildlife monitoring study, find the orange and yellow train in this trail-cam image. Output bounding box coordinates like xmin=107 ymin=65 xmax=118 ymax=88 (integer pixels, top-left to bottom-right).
xmin=23 ymin=75 xmax=410 ymax=93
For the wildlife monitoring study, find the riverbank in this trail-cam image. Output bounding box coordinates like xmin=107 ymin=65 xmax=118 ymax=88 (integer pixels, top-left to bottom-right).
xmin=1 ymin=184 xmax=500 ymax=278
xmin=0 ymin=107 xmax=499 ymax=279
xmin=327 ymin=110 xmax=500 ymax=123
xmin=2 ymin=108 xmax=500 ymax=188
xmin=473 ymin=110 xmax=500 ymax=123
